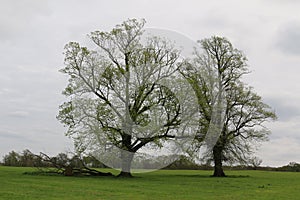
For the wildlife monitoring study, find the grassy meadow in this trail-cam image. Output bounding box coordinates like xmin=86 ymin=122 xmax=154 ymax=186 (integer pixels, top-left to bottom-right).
xmin=0 ymin=166 xmax=299 ymax=199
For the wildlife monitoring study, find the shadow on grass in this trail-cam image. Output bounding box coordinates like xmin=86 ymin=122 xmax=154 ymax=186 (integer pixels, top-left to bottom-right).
xmin=23 ymin=170 xmax=146 ymax=180
xmin=172 ymin=174 xmax=251 ymax=178
xmin=23 ymin=170 xmax=250 ymax=179
xmin=23 ymin=171 xmax=63 ymax=176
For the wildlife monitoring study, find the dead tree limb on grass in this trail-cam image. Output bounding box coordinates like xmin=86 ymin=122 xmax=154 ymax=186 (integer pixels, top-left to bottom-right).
xmin=34 ymin=152 xmax=113 ymax=177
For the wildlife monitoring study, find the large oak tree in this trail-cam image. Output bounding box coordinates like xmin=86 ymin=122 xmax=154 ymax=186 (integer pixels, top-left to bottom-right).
xmin=57 ymin=19 xmax=196 ymax=177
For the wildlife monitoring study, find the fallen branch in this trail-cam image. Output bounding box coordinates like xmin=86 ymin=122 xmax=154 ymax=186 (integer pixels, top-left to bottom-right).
xmin=34 ymin=152 xmax=113 ymax=177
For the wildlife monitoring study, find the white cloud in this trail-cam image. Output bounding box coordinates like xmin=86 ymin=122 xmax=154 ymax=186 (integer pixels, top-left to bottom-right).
xmin=276 ymin=22 xmax=300 ymax=55
xmin=7 ymin=111 xmax=30 ymax=118
xmin=0 ymin=0 xmax=51 ymax=42
xmin=264 ymin=96 xmax=300 ymax=121
xmin=258 ymin=137 xmax=300 ymax=167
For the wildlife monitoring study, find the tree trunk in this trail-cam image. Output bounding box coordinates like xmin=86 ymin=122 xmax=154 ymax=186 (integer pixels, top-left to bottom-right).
xmin=117 ymin=151 xmax=134 ymax=177
xmin=64 ymin=166 xmax=74 ymax=176
xmin=117 ymin=171 xmax=133 ymax=178
xmin=212 ymin=145 xmax=226 ymax=177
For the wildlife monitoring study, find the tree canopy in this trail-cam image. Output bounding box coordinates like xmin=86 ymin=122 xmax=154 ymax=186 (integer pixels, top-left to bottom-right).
xmin=57 ymin=19 xmax=198 ymax=177
xmin=182 ymin=36 xmax=277 ymax=176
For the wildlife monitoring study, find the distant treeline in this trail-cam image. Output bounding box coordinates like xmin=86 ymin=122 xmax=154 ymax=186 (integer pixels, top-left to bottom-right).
xmin=0 ymin=149 xmax=107 ymax=168
xmin=164 ymin=159 xmax=300 ymax=172
xmin=1 ymin=149 xmax=299 ymax=172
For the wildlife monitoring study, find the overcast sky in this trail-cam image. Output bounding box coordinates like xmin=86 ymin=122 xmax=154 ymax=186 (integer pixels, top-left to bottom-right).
xmin=0 ymin=0 xmax=299 ymax=167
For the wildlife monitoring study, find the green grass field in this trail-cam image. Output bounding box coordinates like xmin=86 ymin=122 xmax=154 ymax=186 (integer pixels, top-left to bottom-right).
xmin=0 ymin=166 xmax=299 ymax=200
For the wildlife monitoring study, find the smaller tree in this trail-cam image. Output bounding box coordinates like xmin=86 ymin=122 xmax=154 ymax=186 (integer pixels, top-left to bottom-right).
xmin=183 ymin=36 xmax=277 ymax=176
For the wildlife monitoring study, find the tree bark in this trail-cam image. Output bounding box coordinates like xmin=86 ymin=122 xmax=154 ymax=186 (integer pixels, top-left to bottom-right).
xmin=117 ymin=171 xmax=133 ymax=178
xmin=117 ymin=151 xmax=134 ymax=177
xmin=212 ymin=145 xmax=226 ymax=177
